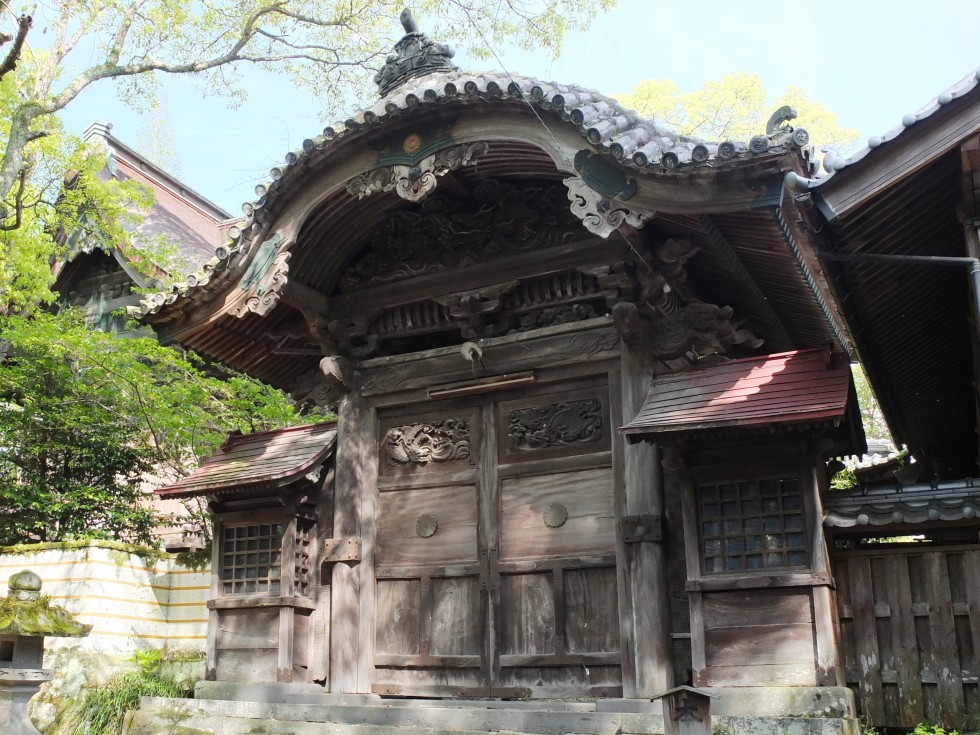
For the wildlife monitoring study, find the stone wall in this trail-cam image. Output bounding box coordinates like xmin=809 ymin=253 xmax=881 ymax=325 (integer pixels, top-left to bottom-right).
xmin=0 ymin=542 xmax=209 ymax=733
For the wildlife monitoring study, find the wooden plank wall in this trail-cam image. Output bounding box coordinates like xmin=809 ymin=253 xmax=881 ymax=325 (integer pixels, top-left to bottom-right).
xmin=834 ymin=544 xmax=980 ymax=728
xmin=701 ymin=588 xmax=817 ymax=686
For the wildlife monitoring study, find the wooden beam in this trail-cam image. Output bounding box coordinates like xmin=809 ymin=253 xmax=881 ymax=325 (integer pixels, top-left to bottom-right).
xmin=282 ymin=279 xmax=330 ymax=317
xmin=329 ymin=237 xmax=624 ymax=318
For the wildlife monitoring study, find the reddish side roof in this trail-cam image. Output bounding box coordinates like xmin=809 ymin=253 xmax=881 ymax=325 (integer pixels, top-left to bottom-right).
xmin=158 ymin=422 xmax=337 ymax=498
xmin=621 ymin=347 xmax=851 ymax=436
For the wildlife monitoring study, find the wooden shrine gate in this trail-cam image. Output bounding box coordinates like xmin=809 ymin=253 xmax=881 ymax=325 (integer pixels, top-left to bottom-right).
xmin=372 ymin=377 xmax=622 ymax=698
xmin=833 ymin=543 xmax=980 ymax=728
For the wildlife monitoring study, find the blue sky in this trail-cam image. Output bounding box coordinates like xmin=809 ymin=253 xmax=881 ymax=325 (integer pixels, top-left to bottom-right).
xmin=59 ymin=0 xmax=979 ymax=216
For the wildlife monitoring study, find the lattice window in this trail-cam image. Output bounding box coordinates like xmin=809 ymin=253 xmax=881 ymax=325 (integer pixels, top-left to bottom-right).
xmin=221 ymin=523 xmax=283 ymax=595
xmin=294 ymin=520 xmax=315 ymax=598
xmin=698 ymin=477 xmax=806 ymax=573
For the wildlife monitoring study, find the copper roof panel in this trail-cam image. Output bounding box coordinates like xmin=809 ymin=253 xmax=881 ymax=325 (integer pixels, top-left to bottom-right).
xmin=622 ymin=347 xmax=851 ymax=436
xmin=158 ymin=422 xmax=337 ymax=498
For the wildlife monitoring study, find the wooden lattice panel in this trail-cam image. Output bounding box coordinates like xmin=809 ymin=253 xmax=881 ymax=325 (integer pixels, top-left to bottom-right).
xmin=698 ymin=477 xmax=806 ymax=573
xmin=221 ymin=523 xmax=283 ymax=595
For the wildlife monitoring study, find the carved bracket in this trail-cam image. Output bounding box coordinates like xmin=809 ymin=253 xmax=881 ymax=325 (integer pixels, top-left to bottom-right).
xmin=291 ymin=356 xmax=353 ymax=408
xmin=613 ymin=301 xmax=762 ymax=366
xmin=564 ymin=176 xmax=649 ymax=238
xmin=348 ymin=142 xmax=488 ymax=203
xmin=235 ymin=231 xmax=290 ymax=318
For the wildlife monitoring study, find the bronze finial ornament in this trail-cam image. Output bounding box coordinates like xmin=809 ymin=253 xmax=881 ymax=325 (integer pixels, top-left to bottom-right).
xmin=374 ymin=8 xmax=459 ymax=97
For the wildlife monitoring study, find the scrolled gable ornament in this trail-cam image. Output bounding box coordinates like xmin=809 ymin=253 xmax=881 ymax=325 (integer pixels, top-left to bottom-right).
xmin=564 ymin=176 xmax=648 ymax=238
xmin=347 ymin=142 xmax=489 ymax=203
xmin=235 ymin=231 xmax=290 ymax=318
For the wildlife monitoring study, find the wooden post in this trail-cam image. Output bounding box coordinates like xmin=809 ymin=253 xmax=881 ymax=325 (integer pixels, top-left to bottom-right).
xmin=620 ymin=349 xmax=673 ymax=696
xmin=205 ymin=516 xmax=223 ymax=681
xmin=278 ymin=516 xmax=297 ymax=682
xmin=329 ymin=382 xmax=376 ymax=693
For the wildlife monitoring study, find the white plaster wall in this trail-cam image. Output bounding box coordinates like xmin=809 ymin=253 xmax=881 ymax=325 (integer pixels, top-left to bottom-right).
xmin=0 ymin=543 xmax=209 ymax=655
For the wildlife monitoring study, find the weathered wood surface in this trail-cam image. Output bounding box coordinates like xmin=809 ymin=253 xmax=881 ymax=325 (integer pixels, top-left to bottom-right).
xmin=834 ymin=544 xmax=980 ymax=728
xmin=378 ymin=485 xmax=479 ymax=565
xmin=618 ymin=351 xmax=672 ymax=696
xmin=360 ymin=321 xmax=620 ymax=397
xmin=215 ymin=609 xmax=279 ymax=682
xmin=499 ymin=469 xmax=614 ymax=560
xmin=700 ymin=587 xmax=817 ymax=687
xmin=372 ymin=380 xmax=621 ymax=697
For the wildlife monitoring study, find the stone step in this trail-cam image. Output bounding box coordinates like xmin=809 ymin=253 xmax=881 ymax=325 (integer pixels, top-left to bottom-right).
xmin=127 ymin=697 xmax=658 ymax=735
xmin=127 ymin=693 xmax=860 ymax=735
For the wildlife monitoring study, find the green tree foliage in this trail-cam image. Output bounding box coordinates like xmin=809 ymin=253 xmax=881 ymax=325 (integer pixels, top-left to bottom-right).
xmin=617 ymin=72 xmax=859 ymax=153
xmin=0 ymin=310 xmax=303 ymax=546
xmin=0 ymin=0 xmax=613 ymax=219
xmin=852 ymin=363 xmax=891 ymax=441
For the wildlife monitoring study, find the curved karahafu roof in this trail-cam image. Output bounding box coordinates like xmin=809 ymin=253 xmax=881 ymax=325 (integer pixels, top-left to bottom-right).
xmin=132 ymin=11 xmax=846 ymax=395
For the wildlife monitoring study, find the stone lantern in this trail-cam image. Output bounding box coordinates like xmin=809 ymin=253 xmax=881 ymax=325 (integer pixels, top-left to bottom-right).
xmin=0 ymin=570 xmax=91 ymax=735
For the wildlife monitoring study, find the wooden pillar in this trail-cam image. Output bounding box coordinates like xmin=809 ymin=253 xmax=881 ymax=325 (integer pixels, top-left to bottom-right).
xmin=808 ymin=462 xmax=844 ymax=685
xmin=205 ymin=515 xmax=222 ymax=681
xmin=619 ymin=350 xmax=673 ymax=696
xmin=329 ymin=383 xmax=377 ymax=693
xmin=278 ymin=516 xmax=297 ymax=682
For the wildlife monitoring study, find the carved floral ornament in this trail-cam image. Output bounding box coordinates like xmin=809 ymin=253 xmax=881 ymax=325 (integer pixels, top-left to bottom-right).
xmin=347 ymin=141 xmax=489 ymax=203
xmin=416 ymin=514 xmax=438 ymax=538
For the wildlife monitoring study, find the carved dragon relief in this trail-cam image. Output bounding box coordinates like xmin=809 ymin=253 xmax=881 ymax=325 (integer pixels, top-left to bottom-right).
xmin=347 ymin=141 xmax=488 ymax=203
xmin=386 ymin=418 xmax=470 ymax=466
xmin=613 ymin=300 xmax=763 ymax=369
xmin=508 ymin=398 xmax=603 ymax=451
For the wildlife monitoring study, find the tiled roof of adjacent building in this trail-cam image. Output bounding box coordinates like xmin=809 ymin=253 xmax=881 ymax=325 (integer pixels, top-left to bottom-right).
xmin=787 ymin=66 xmax=980 ymax=189
xmin=824 ymin=478 xmax=980 ymax=528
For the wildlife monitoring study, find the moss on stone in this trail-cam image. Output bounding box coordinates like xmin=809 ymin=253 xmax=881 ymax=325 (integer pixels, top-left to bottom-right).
xmin=0 ymin=593 xmax=92 ymax=637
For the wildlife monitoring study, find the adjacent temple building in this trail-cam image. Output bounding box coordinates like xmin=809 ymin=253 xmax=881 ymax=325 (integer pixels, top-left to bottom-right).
xmin=131 ymin=10 xmax=980 ymax=733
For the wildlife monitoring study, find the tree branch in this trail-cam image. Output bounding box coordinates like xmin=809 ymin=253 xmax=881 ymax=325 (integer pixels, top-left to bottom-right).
xmin=0 ymin=14 xmax=32 ymax=81
xmin=0 ymin=169 xmax=27 ymax=232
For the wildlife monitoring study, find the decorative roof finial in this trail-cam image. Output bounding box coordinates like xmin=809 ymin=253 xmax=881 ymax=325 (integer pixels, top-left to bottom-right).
xmin=374 ymin=8 xmax=459 ymax=98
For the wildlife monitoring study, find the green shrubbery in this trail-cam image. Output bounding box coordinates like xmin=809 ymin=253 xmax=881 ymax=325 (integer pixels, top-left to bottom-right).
xmin=69 ymin=649 xmax=192 ymax=735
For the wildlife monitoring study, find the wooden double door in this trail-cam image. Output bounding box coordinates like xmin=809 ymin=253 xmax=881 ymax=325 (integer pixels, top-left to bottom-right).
xmin=372 ymin=379 xmax=622 ymax=698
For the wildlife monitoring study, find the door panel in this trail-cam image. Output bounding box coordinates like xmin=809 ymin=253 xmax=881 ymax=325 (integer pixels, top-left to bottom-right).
xmin=377 ymin=485 xmax=478 ymax=566
xmin=499 ymin=469 xmax=615 ymax=560
xmin=373 ymin=383 xmax=621 ymax=698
